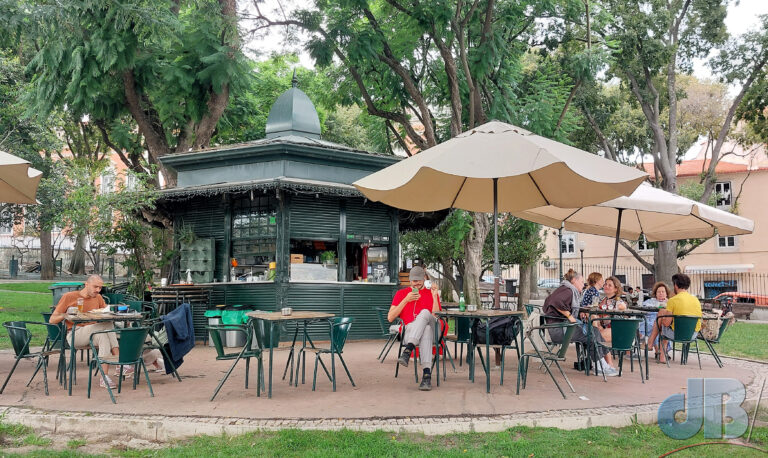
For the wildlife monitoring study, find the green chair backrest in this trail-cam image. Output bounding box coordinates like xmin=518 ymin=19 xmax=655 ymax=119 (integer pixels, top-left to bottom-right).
xmin=207 ymin=324 xmax=250 ymax=357
xmin=117 ymin=327 xmax=150 ymax=364
xmin=609 ymin=318 xmax=642 ymax=351
xmin=331 ymin=317 xmax=354 ymax=353
xmin=4 ymin=321 xmax=31 ymax=358
xmin=103 ymin=293 xmax=125 ymax=305
xmin=715 ymin=318 xmax=731 ymax=342
xmin=455 ymin=317 xmax=471 ymax=342
xmin=556 ymin=322 xmax=578 ymax=359
xmin=672 ymin=315 xmax=700 ymax=342
xmin=252 ymin=318 xmax=281 ymax=349
xmin=374 ymin=307 xmax=393 ymax=337
xmin=525 ymin=304 xmax=535 ymax=315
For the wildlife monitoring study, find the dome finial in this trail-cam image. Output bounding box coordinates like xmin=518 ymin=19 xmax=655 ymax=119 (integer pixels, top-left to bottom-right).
xmin=291 ymin=69 xmax=298 ymax=88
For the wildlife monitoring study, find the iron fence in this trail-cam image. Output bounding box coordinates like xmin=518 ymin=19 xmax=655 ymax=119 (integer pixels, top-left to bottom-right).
xmin=500 ymin=261 xmax=768 ymax=300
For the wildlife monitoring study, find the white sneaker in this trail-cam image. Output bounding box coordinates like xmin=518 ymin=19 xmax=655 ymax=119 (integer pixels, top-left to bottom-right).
xmin=603 ymin=366 xmax=620 ymax=377
xmin=99 ymin=375 xmax=117 ymax=389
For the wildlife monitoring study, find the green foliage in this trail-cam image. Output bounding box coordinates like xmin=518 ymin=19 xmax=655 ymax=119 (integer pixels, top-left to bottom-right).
xmin=484 ymin=217 xmax=545 ymax=272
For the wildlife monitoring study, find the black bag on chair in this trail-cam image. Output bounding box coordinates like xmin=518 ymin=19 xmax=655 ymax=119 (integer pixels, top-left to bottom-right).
xmin=474 ymin=317 xmax=518 ymax=345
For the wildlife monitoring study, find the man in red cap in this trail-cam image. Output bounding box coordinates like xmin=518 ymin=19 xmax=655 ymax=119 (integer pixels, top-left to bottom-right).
xmin=388 ymin=266 xmax=441 ymax=390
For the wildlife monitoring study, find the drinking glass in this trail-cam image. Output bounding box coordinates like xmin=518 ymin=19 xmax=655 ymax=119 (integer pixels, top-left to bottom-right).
xmin=76 ymin=297 xmax=84 ymax=313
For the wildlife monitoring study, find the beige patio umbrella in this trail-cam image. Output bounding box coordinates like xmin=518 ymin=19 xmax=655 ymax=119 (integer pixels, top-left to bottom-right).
xmin=512 ymin=182 xmax=755 ymax=274
xmin=0 ymin=151 xmax=42 ymax=205
xmin=353 ymin=121 xmax=647 ymax=306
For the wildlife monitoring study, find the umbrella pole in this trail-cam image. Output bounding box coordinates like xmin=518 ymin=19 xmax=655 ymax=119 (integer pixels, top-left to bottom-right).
xmin=612 ymin=209 xmax=624 ymax=277
xmin=493 ymin=178 xmax=500 ymax=310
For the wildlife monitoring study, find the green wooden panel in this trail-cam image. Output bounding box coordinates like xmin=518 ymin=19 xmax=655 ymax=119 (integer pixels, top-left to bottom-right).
xmin=346 ymin=199 xmax=391 ymax=237
xmin=176 ymin=198 xmax=227 ymax=281
xmin=290 ymin=195 xmax=340 ymax=239
xmin=224 ymin=283 xmax=277 ymax=310
xmin=284 ymin=283 xmax=341 ymax=340
xmin=342 ymin=284 xmax=397 ymax=339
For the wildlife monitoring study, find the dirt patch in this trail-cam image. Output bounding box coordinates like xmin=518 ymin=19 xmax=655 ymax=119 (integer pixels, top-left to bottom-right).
xmin=0 ymin=429 xmax=167 ymax=456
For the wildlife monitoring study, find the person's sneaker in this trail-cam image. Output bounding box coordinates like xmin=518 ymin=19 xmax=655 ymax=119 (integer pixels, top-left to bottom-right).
xmin=418 ymin=373 xmax=432 ymax=391
xmin=114 ymin=365 xmax=134 ymax=377
xmin=604 ymin=366 xmax=620 ymax=377
xmin=99 ymin=375 xmax=117 ymax=389
xmin=398 ymin=348 xmax=412 ymax=367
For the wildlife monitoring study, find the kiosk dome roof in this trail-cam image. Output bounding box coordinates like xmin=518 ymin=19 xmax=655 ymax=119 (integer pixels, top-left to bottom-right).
xmin=265 ymin=75 xmax=321 ymax=139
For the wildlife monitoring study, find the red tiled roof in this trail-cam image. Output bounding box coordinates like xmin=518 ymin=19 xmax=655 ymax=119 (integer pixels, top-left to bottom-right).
xmin=642 ymin=159 xmax=762 ymax=177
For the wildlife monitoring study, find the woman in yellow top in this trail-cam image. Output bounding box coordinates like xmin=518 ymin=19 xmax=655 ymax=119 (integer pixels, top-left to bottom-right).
xmin=647 ymin=273 xmax=702 ymax=364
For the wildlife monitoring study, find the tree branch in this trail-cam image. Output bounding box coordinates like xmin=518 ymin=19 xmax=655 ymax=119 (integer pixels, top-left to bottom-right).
xmin=618 ymin=239 xmax=654 ymax=271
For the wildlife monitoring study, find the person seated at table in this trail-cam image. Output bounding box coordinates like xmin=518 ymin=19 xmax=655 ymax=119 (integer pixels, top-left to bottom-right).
xmin=49 ymin=275 xmax=123 ymax=389
xmin=543 ymin=269 xmax=619 ymax=377
xmin=389 ymin=266 xmax=441 ymax=391
xmin=639 ymin=282 xmax=671 ymax=355
xmin=646 ymin=273 xmax=702 ymax=364
xmin=580 ymin=272 xmax=604 ymax=309
xmin=594 ymin=276 xmax=627 ymax=343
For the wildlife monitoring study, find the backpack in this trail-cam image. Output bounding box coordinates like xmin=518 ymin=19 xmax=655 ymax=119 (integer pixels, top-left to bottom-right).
xmin=474 ymin=316 xmax=518 ymax=345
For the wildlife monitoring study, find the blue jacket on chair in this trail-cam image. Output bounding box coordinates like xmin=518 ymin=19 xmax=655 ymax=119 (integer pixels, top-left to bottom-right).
xmin=163 ymin=303 xmax=195 ymax=370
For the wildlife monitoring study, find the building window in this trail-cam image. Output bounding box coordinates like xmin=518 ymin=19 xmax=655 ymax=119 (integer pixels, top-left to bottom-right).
xmin=100 ymin=171 xmax=115 ymax=194
xmin=717 ymin=236 xmax=736 ymax=248
xmin=231 ymin=196 xmax=277 ymax=280
xmin=125 ymin=174 xmax=137 ymax=191
xmin=637 ymin=235 xmax=651 ymax=251
xmin=560 ymin=232 xmax=576 ymax=254
xmin=715 ymin=182 xmax=731 ymax=208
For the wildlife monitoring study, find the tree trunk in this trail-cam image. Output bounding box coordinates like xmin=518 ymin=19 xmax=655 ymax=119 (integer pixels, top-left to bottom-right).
xmin=518 ymin=263 xmax=532 ymax=310
xmin=462 ymin=212 xmax=491 ymax=305
xmin=69 ymin=234 xmax=86 ymax=274
xmin=654 ymin=241 xmax=678 ymax=287
xmin=40 ymin=229 xmax=54 ymax=280
xmin=529 ymin=263 xmax=538 ymax=297
xmin=440 ymin=259 xmax=456 ymax=302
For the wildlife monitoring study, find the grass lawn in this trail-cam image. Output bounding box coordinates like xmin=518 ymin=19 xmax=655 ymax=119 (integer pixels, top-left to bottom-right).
xmin=0 ymin=282 xmax=56 ymax=293
xmin=1 ymin=422 xmax=767 ymax=457
xmin=0 ymin=289 xmax=54 ymax=349
xmin=716 ymin=322 xmax=768 ymax=361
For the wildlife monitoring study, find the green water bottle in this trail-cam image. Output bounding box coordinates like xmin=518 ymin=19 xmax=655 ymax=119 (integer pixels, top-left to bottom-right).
xmin=459 ymin=292 xmax=466 ymax=312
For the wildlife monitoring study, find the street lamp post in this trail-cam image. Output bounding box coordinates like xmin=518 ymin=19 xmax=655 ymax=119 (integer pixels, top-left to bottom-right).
xmin=579 ymin=240 xmax=586 ymax=275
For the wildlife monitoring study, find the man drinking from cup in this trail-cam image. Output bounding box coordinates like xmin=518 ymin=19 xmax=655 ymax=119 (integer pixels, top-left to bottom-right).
xmin=388 ymin=266 xmax=442 ymax=391
xmin=49 ymin=275 xmax=124 ymax=389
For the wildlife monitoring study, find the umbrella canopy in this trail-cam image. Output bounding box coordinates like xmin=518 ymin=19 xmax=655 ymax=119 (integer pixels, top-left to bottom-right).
xmin=353 ymin=121 xmax=647 ymax=213
xmin=512 ymin=182 xmax=754 ymax=242
xmin=0 ymin=151 xmax=42 ymax=204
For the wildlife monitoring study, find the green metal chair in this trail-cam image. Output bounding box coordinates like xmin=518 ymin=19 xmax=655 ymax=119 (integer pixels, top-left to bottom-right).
xmin=517 ymin=321 xmax=577 ymax=399
xmin=374 ymin=307 xmax=402 ymax=363
xmin=87 ymin=327 xmax=154 ymax=404
xmin=659 ymin=315 xmax=702 ymax=370
xmin=590 ymin=317 xmax=644 ymax=383
xmin=697 ymin=316 xmax=731 ymax=368
xmin=1 ymin=321 xmax=64 ymax=396
xmin=207 ymin=322 xmax=263 ymax=401
xmin=311 ymin=317 xmax=355 ymax=391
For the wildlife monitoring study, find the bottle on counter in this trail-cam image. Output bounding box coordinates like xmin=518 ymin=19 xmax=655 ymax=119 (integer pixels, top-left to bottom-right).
xmin=459 ymin=292 xmax=466 ymax=312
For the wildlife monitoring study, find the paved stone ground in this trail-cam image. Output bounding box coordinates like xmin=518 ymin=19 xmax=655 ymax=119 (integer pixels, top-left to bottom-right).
xmin=1 ymin=340 xmax=766 ymax=439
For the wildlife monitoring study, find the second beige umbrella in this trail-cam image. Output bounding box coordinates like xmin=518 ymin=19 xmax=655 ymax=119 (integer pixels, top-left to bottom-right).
xmin=0 ymin=151 xmax=42 ymax=204
xmin=512 ymin=182 xmax=755 ymax=275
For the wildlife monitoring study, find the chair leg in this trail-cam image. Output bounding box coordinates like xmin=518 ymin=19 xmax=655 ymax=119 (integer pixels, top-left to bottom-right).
xmin=316 ymin=353 xmax=333 ymax=382
xmin=41 ymin=356 xmax=49 ymax=396
xmin=96 ymin=363 xmax=117 ymax=404
xmin=245 ymin=357 xmax=250 ymax=389
xmin=1 ymin=357 xmax=23 ymax=394
xmin=705 ymin=341 xmax=723 ymax=368
xmin=635 ymin=349 xmax=644 ymax=384
xmin=500 ymin=347 xmax=506 ymax=386
xmin=694 ymin=341 xmax=702 ymax=370
xmin=312 ymin=354 xmax=320 ymax=391
xmin=541 ymin=356 xmax=567 ymax=399
xmin=381 ymin=335 xmax=398 ymax=362
xmin=337 ymin=354 xmax=355 ymax=387
xmin=256 ymin=358 xmax=262 ymax=397
xmin=210 ymin=357 xmax=242 ymax=402
xmin=394 ymin=339 xmax=403 ymax=378
xmin=553 ymin=359 xmax=575 ymax=393
xmin=140 ymin=361 xmax=154 ymax=397
xmin=516 ymin=354 xmax=527 ymax=395
xmin=87 ymin=360 xmax=93 ymax=399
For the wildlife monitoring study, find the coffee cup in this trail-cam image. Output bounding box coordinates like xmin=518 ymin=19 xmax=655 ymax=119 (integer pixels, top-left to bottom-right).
xmin=67 ymin=306 xmax=78 ymax=315
xmin=281 ymin=307 xmax=293 ymax=316
xmin=160 ymin=278 xmax=168 ymax=287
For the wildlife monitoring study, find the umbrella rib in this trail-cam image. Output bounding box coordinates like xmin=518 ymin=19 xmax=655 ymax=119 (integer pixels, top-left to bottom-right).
xmin=527 ymin=173 xmax=551 ymax=206
xmin=449 ymin=177 xmax=468 ymax=209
